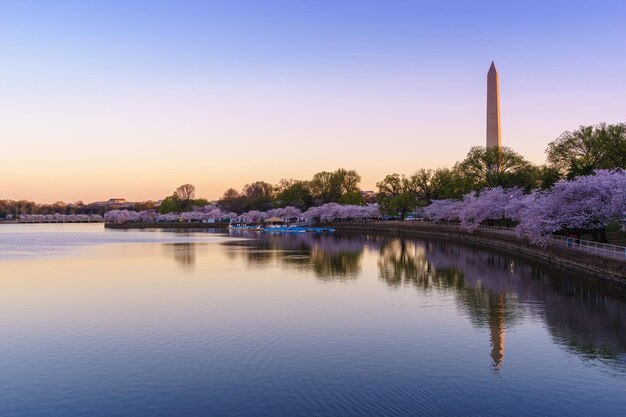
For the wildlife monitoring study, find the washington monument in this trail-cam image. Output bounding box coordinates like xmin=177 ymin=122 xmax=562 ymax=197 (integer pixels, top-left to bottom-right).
xmin=486 ymin=61 xmax=501 ymax=149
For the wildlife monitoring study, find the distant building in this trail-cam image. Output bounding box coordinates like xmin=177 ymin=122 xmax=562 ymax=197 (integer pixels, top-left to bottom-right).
xmin=108 ymin=198 xmax=126 ymax=204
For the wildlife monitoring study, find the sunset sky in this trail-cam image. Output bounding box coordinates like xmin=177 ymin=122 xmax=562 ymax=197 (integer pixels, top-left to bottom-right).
xmin=2 ymin=0 xmax=625 ymax=203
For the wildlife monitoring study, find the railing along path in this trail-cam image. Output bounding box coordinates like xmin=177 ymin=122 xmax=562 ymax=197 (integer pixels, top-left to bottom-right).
xmin=367 ymin=220 xmax=626 ymax=261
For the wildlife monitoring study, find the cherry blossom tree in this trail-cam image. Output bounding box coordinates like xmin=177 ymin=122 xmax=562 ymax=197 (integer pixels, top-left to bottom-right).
xmin=423 ymin=200 xmax=464 ymax=222
xmin=19 ymin=212 xmax=104 ymax=223
xmin=516 ymin=169 xmax=626 ymax=245
xmin=194 ymin=204 xmax=219 ymax=213
xmin=224 ymin=212 xmax=238 ymax=220
xmin=302 ymin=203 xmax=381 ymax=223
xmin=139 ymin=210 xmax=158 ymax=223
xmin=504 ymin=192 xmax=536 ymax=223
xmin=241 ymin=210 xmax=267 ymax=223
xmin=459 ymin=187 xmax=524 ymax=232
xmin=266 ymin=206 xmax=303 ymax=221
xmin=104 ymin=210 xmax=130 ymax=224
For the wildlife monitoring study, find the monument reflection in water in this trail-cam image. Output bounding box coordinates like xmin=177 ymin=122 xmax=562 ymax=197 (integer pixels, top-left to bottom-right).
xmin=225 ymin=231 xmax=626 ymax=371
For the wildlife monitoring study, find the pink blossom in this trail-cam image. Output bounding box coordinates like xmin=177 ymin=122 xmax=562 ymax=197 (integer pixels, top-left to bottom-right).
xmin=516 ymin=169 xmax=626 ymax=245
xmin=424 ymin=200 xmax=464 ymax=222
xmin=460 ymin=187 xmax=524 ymax=232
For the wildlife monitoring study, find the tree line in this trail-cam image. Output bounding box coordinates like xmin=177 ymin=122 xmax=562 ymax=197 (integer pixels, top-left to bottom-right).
xmin=104 ymin=203 xmax=381 ymax=225
xmin=424 ymin=170 xmax=625 ymax=244
xmin=0 ymin=199 xmax=157 ymax=219
xmin=207 ymin=122 xmax=625 ymax=217
xmin=378 ymin=122 xmax=625 ymax=219
xmin=215 ymin=168 xmax=364 ymax=214
xmin=1 ymin=122 xmax=624 ymax=220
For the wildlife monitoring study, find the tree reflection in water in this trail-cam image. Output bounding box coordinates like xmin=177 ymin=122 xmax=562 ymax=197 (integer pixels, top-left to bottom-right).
xmin=221 ymin=231 xmax=626 ymax=371
xmin=377 ymin=237 xmax=626 ymax=370
xmin=162 ymin=242 xmax=197 ymax=272
xmin=377 ymin=238 xmax=522 ymax=370
xmin=222 ymin=232 xmax=383 ymax=280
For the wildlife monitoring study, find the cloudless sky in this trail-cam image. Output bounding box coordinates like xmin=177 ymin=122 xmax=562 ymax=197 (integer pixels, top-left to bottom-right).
xmin=1 ymin=0 xmax=625 ymax=202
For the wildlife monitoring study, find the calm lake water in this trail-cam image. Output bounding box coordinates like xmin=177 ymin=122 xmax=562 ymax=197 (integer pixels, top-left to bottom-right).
xmin=1 ymin=224 xmax=625 ymax=417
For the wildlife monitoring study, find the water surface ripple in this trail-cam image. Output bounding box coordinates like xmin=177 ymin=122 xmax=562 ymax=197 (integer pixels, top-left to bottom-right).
xmin=0 ymin=224 xmax=624 ymax=416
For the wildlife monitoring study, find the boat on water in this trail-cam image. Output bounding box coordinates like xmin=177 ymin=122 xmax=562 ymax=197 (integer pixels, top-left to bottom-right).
xmin=229 ymin=217 xmax=335 ymax=234
xmin=262 ymin=226 xmax=307 ymax=233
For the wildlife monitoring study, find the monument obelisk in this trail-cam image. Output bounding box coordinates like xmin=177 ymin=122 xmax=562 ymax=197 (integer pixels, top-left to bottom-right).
xmin=486 ymin=61 xmax=501 ymax=149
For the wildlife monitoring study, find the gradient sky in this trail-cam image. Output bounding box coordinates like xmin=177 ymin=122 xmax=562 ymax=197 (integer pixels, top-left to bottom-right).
xmin=2 ymin=0 xmax=625 ymax=203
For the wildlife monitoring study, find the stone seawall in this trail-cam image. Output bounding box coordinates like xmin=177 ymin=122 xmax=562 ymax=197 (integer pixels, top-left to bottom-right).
xmin=330 ymin=222 xmax=626 ymax=285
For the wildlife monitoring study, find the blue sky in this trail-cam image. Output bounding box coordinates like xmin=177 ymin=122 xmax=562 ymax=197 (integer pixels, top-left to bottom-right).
xmin=2 ymin=0 xmax=625 ymax=201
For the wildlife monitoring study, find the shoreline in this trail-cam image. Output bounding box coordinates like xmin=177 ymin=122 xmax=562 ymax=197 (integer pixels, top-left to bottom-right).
xmin=104 ymin=222 xmax=229 ymax=229
xmin=329 ymin=221 xmax=626 ymax=286
xmin=103 ymin=220 xmax=625 ymax=284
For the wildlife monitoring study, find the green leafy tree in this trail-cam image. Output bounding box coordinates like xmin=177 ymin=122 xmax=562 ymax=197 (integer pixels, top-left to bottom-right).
xmin=276 ymin=179 xmax=314 ymax=209
xmin=218 ymin=188 xmax=245 ymax=213
xmin=429 ymin=168 xmax=472 ymax=200
xmin=310 ymin=171 xmax=341 ymax=203
xmin=310 ymin=168 xmax=362 ymax=204
xmin=547 ymin=123 xmax=626 ymax=178
xmin=335 ymin=168 xmax=361 ymax=195
xmin=536 ymin=165 xmax=561 ymax=189
xmin=241 ymin=181 xmax=275 ymax=211
xmin=159 ymin=195 xmax=182 ymax=213
xmin=174 ymin=184 xmax=196 ymax=211
xmin=192 ymin=198 xmax=209 ymax=207
xmin=133 ymin=201 xmax=157 ymax=211
xmin=405 ymin=168 xmax=454 ymax=206
xmin=456 ymin=146 xmax=538 ymax=190
xmin=376 ymin=174 xmax=416 ymax=220
xmin=339 ymin=191 xmax=365 ymax=205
